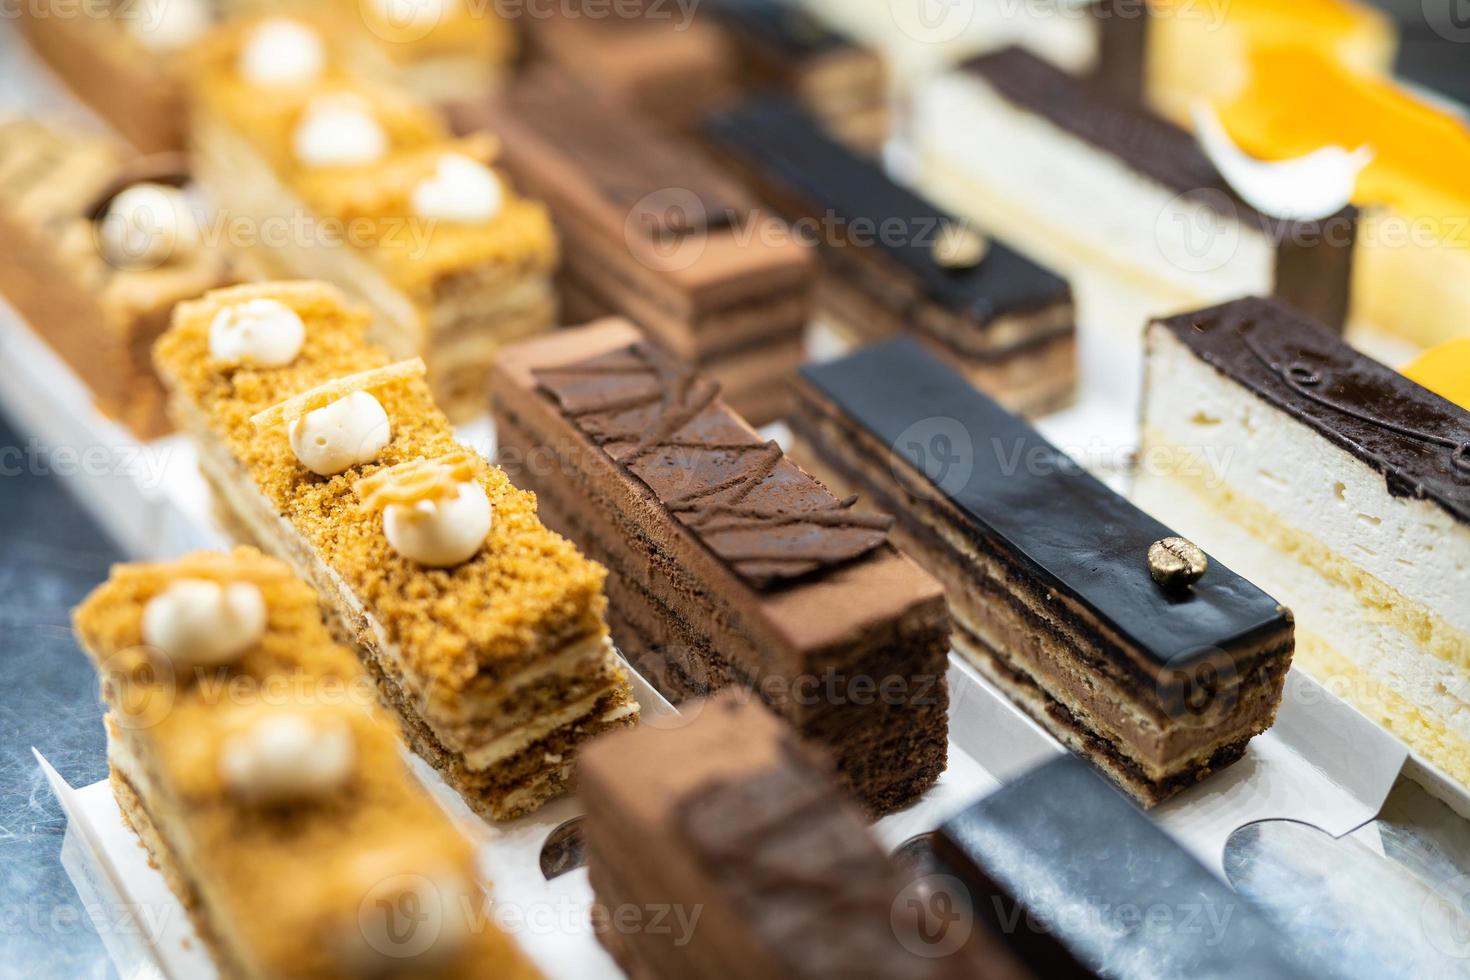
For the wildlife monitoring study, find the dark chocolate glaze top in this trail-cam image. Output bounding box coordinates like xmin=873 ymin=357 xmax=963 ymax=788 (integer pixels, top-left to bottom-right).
xmin=938 ymin=756 xmax=1313 ymax=979
xmin=679 ymin=737 xmax=1022 ymax=980
xmin=800 ymin=338 xmax=1290 ymax=667
xmin=703 ymin=97 xmax=1071 ymax=323
xmin=536 ymin=341 xmax=892 ymax=589
xmin=960 ymin=47 xmax=1358 ymax=239
xmin=1156 ymin=296 xmax=1470 ymax=525
xmin=704 ymin=0 xmax=849 ymax=58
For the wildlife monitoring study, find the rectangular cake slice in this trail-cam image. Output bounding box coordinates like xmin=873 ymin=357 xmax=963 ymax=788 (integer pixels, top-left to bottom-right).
xmin=579 ymin=690 xmax=1037 ymax=980
xmin=0 ymin=119 xmax=234 ymax=438
xmin=491 ymin=321 xmax=950 ymax=813
xmin=72 ymin=548 xmax=544 ymax=979
xmin=463 ymin=67 xmax=816 ymax=425
xmin=154 ymin=281 xmax=638 ymax=820
xmin=1136 ymin=296 xmax=1470 ymax=792
xmin=704 ymin=96 xmax=1075 ymax=416
xmin=190 ymin=16 xmax=559 ymax=419
xmin=915 ymin=46 xmax=1358 ymax=332
xmin=791 ymin=337 xmax=1294 ymax=806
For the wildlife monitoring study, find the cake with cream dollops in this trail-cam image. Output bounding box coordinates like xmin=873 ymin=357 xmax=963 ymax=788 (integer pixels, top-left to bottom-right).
xmin=189 ymin=15 xmax=558 ymax=419
xmin=72 ymin=547 xmax=545 ymax=979
xmin=153 ymin=280 xmax=638 ymax=820
xmin=1135 ymin=296 xmax=1470 ymax=793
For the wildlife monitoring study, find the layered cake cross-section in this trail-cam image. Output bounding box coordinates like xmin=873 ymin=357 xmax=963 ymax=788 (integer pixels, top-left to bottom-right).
xmin=491 ymin=321 xmax=951 ymax=814
xmin=462 ymin=67 xmax=816 ymax=425
xmin=579 ymin=691 xmax=1037 ymax=980
xmin=704 ymin=96 xmax=1076 ymax=416
xmin=1136 ymin=297 xmax=1470 ymax=791
xmin=791 ymin=337 xmax=1295 ymax=806
xmin=154 ymin=281 xmax=638 ymax=820
xmin=73 ymin=548 xmax=545 ymax=979
xmin=189 ymin=16 xmax=559 ymax=418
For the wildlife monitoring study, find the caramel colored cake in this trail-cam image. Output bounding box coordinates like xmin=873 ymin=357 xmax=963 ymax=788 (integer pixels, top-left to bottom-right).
xmin=0 ymin=119 xmax=234 ymax=438
xmin=580 ymin=692 xmax=1035 ymax=980
xmin=492 ymin=321 xmax=950 ymax=814
xmin=73 ymin=548 xmax=545 ymax=979
xmin=792 ymin=338 xmax=1295 ymax=807
xmin=189 ymin=16 xmax=559 ymax=419
xmin=154 ymin=281 xmax=638 ymax=820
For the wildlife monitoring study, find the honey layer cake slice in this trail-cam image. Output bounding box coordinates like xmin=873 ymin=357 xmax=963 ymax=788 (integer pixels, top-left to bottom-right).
xmin=72 ymin=547 xmax=545 ymax=979
xmin=791 ymin=337 xmax=1294 ymax=806
xmin=491 ymin=320 xmax=950 ymax=814
xmin=154 ymin=280 xmax=638 ymax=821
xmin=579 ymin=691 xmax=1037 ymax=979
xmin=1137 ymin=296 xmax=1470 ymax=793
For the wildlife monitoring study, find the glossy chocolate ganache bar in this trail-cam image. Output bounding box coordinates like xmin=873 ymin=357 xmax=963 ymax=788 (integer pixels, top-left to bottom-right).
xmin=154 ymin=281 xmax=638 ymax=821
xmin=491 ymin=321 xmax=951 ymax=814
xmin=791 ymin=338 xmax=1295 ymax=806
xmin=704 ymin=96 xmax=1076 ymax=416
xmin=580 ymin=692 xmax=1039 ymax=980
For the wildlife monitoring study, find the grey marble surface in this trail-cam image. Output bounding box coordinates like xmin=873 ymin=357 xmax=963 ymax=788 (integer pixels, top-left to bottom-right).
xmin=0 ymin=406 xmax=119 ymax=980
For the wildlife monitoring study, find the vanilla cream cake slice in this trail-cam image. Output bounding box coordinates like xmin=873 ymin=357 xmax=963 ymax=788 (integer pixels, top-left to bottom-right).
xmin=73 ymin=548 xmax=545 ymax=979
xmin=915 ymin=47 xmax=1359 ymax=332
xmin=189 ymin=16 xmax=558 ymax=419
xmin=154 ymin=281 xmax=638 ymax=820
xmin=1137 ymin=297 xmax=1470 ymax=791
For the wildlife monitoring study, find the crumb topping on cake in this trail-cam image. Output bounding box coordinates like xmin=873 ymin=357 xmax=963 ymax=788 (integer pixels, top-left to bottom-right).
xmin=154 ymin=283 xmax=607 ymax=694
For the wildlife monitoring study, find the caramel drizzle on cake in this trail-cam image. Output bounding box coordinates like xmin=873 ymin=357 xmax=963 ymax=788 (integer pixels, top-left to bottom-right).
xmin=356 ymin=450 xmax=481 ymax=512
xmin=534 ymin=341 xmax=892 ymax=588
xmin=249 ymin=357 xmax=426 ymax=429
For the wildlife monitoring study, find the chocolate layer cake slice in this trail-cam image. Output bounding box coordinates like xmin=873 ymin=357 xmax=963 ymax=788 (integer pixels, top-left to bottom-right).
xmin=580 ymin=691 xmax=1037 ymax=979
xmin=491 ymin=321 xmax=950 ymax=813
xmin=1136 ymin=297 xmax=1470 ymax=792
xmin=791 ymin=338 xmax=1294 ymax=806
xmin=155 ymin=281 xmax=638 ymax=820
xmin=0 ymin=119 xmax=234 ymax=438
xmin=915 ymin=46 xmax=1359 ymax=331
xmin=703 ymin=0 xmax=888 ymax=153
xmin=704 ymin=96 xmax=1076 ymax=416
xmin=465 ymin=67 xmax=816 ymax=425
xmin=939 ymin=755 xmax=1315 ymax=978
xmin=73 ymin=548 xmax=544 ymax=979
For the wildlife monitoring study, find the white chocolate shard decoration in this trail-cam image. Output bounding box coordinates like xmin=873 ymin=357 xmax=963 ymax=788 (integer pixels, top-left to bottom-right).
xmin=411 ymin=154 xmax=504 ymax=223
xmin=97 ymin=183 xmax=202 ymax=269
xmin=141 ymin=579 xmax=267 ymax=667
xmin=239 ymin=18 xmax=326 ymax=87
xmin=1192 ymin=102 xmax=1373 ymax=223
xmin=209 ymin=298 xmax=307 ymax=367
xmin=288 ymin=391 xmax=392 ymax=477
xmin=220 ymin=713 xmax=356 ymax=804
xmin=293 ymin=97 xmax=388 ymax=168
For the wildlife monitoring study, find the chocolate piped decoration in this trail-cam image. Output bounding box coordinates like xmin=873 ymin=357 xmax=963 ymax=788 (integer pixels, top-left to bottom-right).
xmin=535 ymin=342 xmax=892 ymax=588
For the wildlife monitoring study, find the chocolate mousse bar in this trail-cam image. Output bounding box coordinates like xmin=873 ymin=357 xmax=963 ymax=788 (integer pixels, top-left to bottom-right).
xmin=791 ymin=338 xmax=1294 ymax=806
xmin=916 ymin=47 xmax=1359 ymax=332
xmin=491 ymin=321 xmax=950 ymax=813
xmin=704 ymin=0 xmax=889 ymax=153
xmin=73 ymin=548 xmax=544 ymax=979
xmin=154 ymin=281 xmax=638 ymax=820
xmin=1136 ymin=297 xmax=1470 ymax=792
xmin=0 ymin=119 xmax=234 ymax=438
xmin=704 ymin=97 xmax=1075 ymax=416
xmin=466 ymin=68 xmax=815 ymax=425
xmin=580 ymin=691 xmax=1036 ymax=980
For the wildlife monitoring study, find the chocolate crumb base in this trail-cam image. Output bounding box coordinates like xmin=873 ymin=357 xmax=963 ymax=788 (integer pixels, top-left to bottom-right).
xmin=954 ymin=624 xmax=1256 ymax=807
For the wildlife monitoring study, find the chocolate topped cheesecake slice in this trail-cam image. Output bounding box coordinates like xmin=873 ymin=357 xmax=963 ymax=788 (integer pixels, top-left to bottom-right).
xmin=791 ymin=337 xmax=1294 ymax=806
xmin=580 ymin=691 xmax=1037 ymax=980
xmin=1137 ymin=296 xmax=1470 ymax=792
xmin=705 ymin=96 xmax=1076 ymax=416
xmin=916 ymin=46 xmax=1359 ymax=332
xmin=492 ymin=321 xmax=951 ymax=813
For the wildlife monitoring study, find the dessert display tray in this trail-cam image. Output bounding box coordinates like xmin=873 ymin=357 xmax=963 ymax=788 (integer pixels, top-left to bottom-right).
xmin=7 ymin=289 xmax=1467 ymax=978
